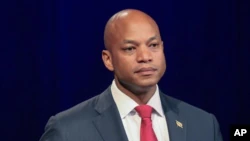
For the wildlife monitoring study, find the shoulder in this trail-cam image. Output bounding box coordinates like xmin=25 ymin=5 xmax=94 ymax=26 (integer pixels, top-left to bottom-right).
xmin=39 ymin=87 xmax=115 ymax=141
xmin=161 ymin=93 xmax=213 ymax=120
xmin=53 ymin=94 xmax=101 ymax=124
xmin=161 ymin=93 xmax=223 ymax=140
xmin=39 ymin=95 xmax=100 ymax=141
xmin=54 ymin=85 xmax=113 ymax=120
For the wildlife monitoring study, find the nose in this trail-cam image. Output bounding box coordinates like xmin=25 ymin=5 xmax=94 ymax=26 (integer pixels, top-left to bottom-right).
xmin=136 ymin=46 xmax=153 ymax=63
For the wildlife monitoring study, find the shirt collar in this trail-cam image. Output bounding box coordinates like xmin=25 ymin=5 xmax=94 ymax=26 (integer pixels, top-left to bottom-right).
xmin=147 ymin=85 xmax=164 ymax=117
xmin=111 ymin=80 xmax=164 ymax=118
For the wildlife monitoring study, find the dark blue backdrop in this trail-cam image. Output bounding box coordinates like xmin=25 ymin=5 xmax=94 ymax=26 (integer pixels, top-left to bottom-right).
xmin=1 ymin=0 xmax=249 ymax=141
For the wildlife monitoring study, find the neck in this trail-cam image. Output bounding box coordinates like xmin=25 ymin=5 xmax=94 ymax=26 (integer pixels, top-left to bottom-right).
xmin=114 ymin=79 xmax=157 ymax=105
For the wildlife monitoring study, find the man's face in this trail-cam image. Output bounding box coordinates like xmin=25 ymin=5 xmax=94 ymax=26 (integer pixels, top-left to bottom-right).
xmin=107 ymin=19 xmax=166 ymax=89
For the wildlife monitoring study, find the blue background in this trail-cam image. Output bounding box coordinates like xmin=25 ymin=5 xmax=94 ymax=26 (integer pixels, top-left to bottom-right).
xmin=1 ymin=0 xmax=249 ymax=141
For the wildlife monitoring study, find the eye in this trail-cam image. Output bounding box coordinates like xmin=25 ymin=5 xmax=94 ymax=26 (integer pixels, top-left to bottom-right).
xmin=149 ymin=43 xmax=159 ymax=48
xmin=123 ymin=47 xmax=136 ymax=52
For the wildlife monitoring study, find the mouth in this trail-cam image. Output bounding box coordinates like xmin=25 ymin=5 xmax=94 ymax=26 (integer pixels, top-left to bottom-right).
xmin=135 ymin=67 xmax=157 ymax=75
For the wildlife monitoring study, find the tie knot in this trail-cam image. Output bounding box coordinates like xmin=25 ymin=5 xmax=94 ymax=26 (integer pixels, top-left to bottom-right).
xmin=135 ymin=105 xmax=153 ymax=118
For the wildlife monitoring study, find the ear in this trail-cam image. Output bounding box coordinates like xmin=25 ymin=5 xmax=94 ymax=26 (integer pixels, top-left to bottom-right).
xmin=102 ymin=50 xmax=114 ymax=71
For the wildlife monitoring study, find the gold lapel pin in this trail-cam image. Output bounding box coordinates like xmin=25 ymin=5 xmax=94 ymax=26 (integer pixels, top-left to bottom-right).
xmin=176 ymin=120 xmax=183 ymax=128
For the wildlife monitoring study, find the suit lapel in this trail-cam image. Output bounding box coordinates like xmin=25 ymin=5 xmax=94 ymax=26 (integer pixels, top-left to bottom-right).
xmin=160 ymin=92 xmax=187 ymax=141
xmin=92 ymin=87 xmax=128 ymax=141
xmin=165 ymin=110 xmax=186 ymax=141
xmin=92 ymin=87 xmax=187 ymax=141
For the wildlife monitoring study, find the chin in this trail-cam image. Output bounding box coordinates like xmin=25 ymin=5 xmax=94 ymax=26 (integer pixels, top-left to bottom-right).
xmin=135 ymin=78 xmax=158 ymax=88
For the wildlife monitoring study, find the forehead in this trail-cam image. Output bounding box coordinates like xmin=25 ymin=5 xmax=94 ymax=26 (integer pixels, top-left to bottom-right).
xmin=113 ymin=19 xmax=160 ymax=42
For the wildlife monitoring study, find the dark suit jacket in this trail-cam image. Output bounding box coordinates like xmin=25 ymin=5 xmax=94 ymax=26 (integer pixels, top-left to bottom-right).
xmin=39 ymin=86 xmax=223 ymax=141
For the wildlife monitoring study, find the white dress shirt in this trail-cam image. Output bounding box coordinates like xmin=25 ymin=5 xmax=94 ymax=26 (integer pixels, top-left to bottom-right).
xmin=111 ymin=80 xmax=170 ymax=141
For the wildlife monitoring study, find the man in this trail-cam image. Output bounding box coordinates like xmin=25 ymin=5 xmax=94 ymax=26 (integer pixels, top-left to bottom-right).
xmin=39 ymin=9 xmax=223 ymax=141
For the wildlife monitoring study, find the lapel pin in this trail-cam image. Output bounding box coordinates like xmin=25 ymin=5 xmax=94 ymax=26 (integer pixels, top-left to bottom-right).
xmin=176 ymin=120 xmax=183 ymax=128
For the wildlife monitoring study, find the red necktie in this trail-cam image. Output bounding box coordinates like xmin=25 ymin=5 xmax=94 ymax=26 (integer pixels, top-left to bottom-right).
xmin=135 ymin=105 xmax=158 ymax=141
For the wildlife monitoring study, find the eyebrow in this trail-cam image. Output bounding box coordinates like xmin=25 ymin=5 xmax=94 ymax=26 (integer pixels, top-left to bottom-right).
xmin=146 ymin=35 xmax=158 ymax=44
xmin=123 ymin=35 xmax=158 ymax=45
